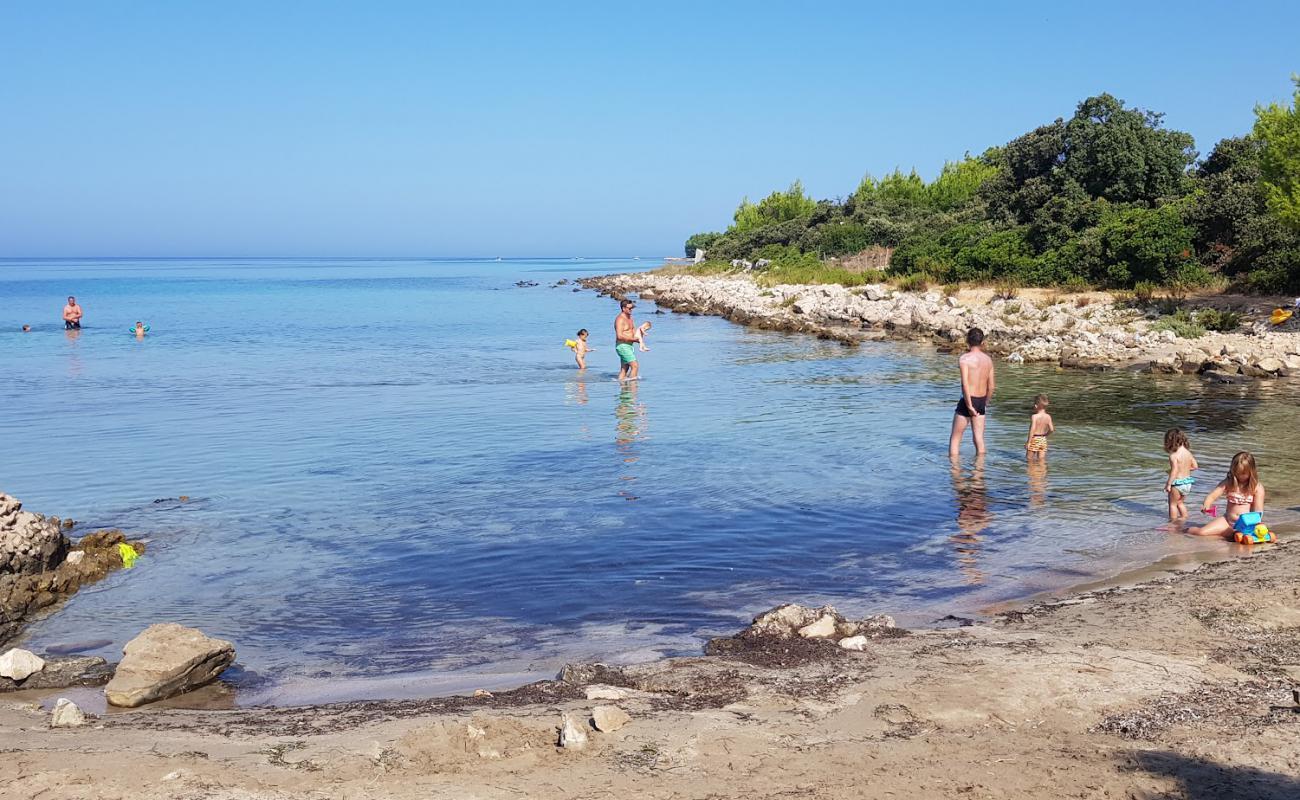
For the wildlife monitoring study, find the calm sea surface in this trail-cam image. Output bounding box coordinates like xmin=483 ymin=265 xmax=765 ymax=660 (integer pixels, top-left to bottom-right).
xmin=3 ymin=258 xmax=1298 ymax=703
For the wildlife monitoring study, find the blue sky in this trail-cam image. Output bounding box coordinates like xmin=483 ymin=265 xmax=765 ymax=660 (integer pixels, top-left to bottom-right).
xmin=2 ymin=1 xmax=1297 ymax=257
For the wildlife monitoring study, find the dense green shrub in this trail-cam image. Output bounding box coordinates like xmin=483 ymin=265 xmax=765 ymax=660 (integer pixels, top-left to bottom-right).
xmin=1151 ymin=309 xmax=1206 ymax=338
xmin=684 ymin=231 xmax=723 ymax=258
xmin=682 ymin=81 xmax=1300 ymax=293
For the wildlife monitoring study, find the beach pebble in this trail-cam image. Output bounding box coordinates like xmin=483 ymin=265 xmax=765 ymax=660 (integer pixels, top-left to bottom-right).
xmin=585 ymin=685 xmax=628 ymax=701
xmin=0 ymin=648 xmax=46 ymax=681
xmin=472 ymin=689 xmax=493 ymax=698
xmin=591 ymin=705 xmax=631 ymax=733
xmin=558 ymin=712 xmax=588 ymax=750
xmin=65 ymin=551 xmax=85 ymax=566
xmin=797 ymin=614 xmax=838 ymax=639
xmin=49 ymin=697 xmax=87 ymax=728
xmin=839 ymin=635 xmax=869 ymax=652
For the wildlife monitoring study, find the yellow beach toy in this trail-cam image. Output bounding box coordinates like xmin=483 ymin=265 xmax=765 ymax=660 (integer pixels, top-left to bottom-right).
xmin=117 ymin=542 xmax=141 ymax=568
xmin=1271 ymin=308 xmax=1293 ymax=326
xmin=564 ymin=339 xmax=578 ymax=349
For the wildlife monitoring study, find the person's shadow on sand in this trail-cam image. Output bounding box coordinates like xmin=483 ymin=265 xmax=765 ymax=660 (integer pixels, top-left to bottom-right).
xmin=1134 ymin=750 xmax=1300 ymax=800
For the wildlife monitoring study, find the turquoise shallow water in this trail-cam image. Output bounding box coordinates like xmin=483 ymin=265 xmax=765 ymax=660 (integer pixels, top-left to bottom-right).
xmin=3 ymin=257 xmax=1299 ymax=702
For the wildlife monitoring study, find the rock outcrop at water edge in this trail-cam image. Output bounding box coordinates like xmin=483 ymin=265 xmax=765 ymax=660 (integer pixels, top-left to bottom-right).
xmin=1 ymin=492 xmax=149 ymax=648
xmin=105 ymin=623 xmax=235 ymax=708
xmin=0 ymin=493 xmax=69 ymax=576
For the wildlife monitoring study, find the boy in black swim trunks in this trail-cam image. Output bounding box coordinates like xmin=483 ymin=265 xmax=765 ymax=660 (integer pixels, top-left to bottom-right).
xmin=948 ymin=327 xmax=995 ymax=457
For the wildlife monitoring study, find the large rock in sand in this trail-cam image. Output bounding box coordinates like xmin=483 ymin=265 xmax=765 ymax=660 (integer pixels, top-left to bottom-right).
xmin=105 ymin=624 xmax=235 ymax=707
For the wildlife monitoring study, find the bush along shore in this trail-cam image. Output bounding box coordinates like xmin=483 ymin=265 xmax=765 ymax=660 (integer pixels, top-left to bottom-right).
xmin=583 ymin=271 xmax=1300 ymax=379
xmin=684 ymin=80 xmax=1300 ymax=296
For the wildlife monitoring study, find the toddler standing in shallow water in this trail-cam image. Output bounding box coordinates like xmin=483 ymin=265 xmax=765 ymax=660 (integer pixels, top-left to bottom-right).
xmin=570 ymin=329 xmax=594 ymax=369
xmin=1163 ymin=428 xmax=1199 ymax=520
xmin=1187 ymin=451 xmax=1265 ymax=538
xmin=1025 ymin=394 xmax=1054 ymax=460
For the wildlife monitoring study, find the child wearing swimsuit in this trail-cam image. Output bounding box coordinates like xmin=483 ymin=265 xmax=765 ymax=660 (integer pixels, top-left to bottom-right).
xmin=1025 ymin=394 xmax=1054 ymax=460
xmin=1187 ymin=451 xmax=1265 ymax=538
xmin=1162 ymin=428 xmax=1199 ymax=521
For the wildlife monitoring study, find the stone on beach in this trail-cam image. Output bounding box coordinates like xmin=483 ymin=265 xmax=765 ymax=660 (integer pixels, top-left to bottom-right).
xmin=838 ymin=635 xmax=869 ymax=651
xmin=105 ymin=623 xmax=235 ymax=708
xmin=49 ymin=697 xmax=88 ymax=728
xmin=0 ymin=655 xmax=113 ymax=692
xmin=797 ymin=615 xmax=838 ymax=639
xmin=591 ymin=705 xmax=631 ymax=732
xmin=0 ymin=648 xmax=45 ymax=681
xmin=585 ymin=685 xmax=628 ymax=701
xmin=558 ymin=712 xmax=588 ymax=750
xmin=746 ymin=604 xmax=897 ymax=643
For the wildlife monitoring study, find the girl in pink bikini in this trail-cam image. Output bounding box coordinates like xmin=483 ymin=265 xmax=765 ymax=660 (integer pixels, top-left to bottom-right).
xmin=1187 ymin=451 xmax=1265 ymax=538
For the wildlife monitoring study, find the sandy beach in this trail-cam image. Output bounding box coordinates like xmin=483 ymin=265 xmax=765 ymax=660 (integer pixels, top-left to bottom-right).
xmin=5 ymin=535 xmax=1299 ymax=799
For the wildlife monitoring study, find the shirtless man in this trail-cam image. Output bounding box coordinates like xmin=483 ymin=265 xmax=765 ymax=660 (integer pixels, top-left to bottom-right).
xmin=948 ymin=327 xmax=995 ymax=457
xmin=614 ymin=299 xmax=639 ymax=381
xmin=62 ymin=296 xmax=83 ymax=329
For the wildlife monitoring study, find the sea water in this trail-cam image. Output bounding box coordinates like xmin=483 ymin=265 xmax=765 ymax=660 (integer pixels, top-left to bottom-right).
xmin=3 ymin=258 xmax=1298 ymax=703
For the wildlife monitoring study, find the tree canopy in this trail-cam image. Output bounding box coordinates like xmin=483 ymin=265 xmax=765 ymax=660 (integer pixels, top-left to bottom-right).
xmin=685 ymin=85 xmax=1300 ymax=292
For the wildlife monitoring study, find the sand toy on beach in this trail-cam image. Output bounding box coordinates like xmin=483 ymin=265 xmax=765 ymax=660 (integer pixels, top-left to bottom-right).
xmin=1232 ymin=512 xmax=1274 ymax=544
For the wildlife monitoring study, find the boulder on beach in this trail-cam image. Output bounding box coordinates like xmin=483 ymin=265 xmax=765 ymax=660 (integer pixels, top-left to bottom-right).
xmin=748 ymin=603 xmax=896 ymax=641
xmin=0 ymin=647 xmax=45 ymax=681
xmin=558 ymin=712 xmax=588 ymax=750
xmin=0 ymin=655 xmax=113 ymax=692
xmin=591 ymin=705 xmax=631 ymax=732
xmin=105 ymin=623 xmax=235 ymax=708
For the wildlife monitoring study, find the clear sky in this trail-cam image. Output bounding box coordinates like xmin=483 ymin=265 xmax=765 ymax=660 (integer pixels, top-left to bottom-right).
xmin=2 ymin=1 xmax=1297 ymax=257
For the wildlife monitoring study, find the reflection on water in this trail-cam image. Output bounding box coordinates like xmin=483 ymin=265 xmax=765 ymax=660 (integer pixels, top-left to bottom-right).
xmin=949 ymin=455 xmax=990 ymax=585
xmin=1027 ymin=457 xmax=1049 ymax=508
xmin=615 ymin=384 xmax=647 ymax=501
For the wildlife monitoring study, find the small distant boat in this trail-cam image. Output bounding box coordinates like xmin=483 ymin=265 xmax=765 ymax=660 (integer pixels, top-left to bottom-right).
xmin=495 ymin=256 xmax=502 ymax=261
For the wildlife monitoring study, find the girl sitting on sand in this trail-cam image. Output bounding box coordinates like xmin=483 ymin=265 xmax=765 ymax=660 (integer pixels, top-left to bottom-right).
xmin=1187 ymin=451 xmax=1265 ymax=538
xmin=1163 ymin=428 xmax=1199 ymax=520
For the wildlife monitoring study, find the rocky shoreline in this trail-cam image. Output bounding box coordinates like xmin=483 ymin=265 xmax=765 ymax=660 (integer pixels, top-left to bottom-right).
xmin=582 ymin=271 xmax=1300 ymax=379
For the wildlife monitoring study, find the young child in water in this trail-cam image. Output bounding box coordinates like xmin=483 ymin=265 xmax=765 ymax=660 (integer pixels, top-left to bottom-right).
xmin=571 ymin=329 xmax=593 ymax=369
xmin=1025 ymin=394 xmax=1054 ymax=459
xmin=1163 ymin=428 xmax=1199 ymax=520
xmin=133 ymin=321 xmax=147 ymax=338
xmin=1187 ymin=451 xmax=1265 ymax=537
xmin=635 ymin=321 xmax=652 ymax=352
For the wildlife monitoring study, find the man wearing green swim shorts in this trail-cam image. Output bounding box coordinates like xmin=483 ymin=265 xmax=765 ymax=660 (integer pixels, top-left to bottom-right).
xmin=615 ymin=298 xmax=639 ymax=381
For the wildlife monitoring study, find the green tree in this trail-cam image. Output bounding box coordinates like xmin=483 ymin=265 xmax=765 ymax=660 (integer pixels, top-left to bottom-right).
xmin=1062 ymin=94 xmax=1196 ymax=204
xmin=683 ymin=231 xmax=722 ymax=258
xmin=730 ymin=180 xmax=818 ymax=233
xmin=1253 ymin=76 xmax=1300 ymax=231
xmin=926 ymin=157 xmax=1000 ymax=211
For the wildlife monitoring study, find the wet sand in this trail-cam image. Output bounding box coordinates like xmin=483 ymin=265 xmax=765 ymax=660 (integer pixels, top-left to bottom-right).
xmin=5 ymin=537 xmax=1299 ymax=799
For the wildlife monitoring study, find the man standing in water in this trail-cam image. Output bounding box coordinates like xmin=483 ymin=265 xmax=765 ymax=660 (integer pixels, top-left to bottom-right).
xmin=949 ymin=327 xmax=994 ymax=457
xmin=614 ymin=298 xmax=640 ymax=381
xmin=62 ymin=296 xmax=83 ymax=329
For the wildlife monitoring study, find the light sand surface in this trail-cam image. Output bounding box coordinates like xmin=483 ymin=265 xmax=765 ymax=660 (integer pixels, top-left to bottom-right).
xmin=4 ymin=541 xmax=1299 ymax=799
